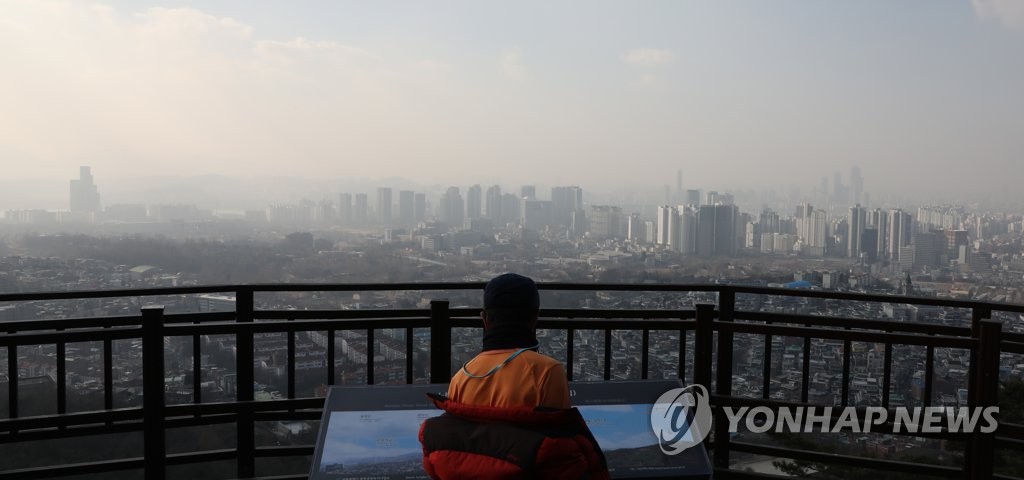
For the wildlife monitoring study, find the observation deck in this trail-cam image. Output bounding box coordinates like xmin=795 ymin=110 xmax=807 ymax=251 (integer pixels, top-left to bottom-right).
xmin=0 ymin=283 xmax=1022 ymax=479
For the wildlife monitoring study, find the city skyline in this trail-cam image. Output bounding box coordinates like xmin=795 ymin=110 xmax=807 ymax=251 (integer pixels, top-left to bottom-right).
xmin=2 ymin=1 xmax=1023 ymax=200
xmin=0 ymin=163 xmax=1018 ymax=214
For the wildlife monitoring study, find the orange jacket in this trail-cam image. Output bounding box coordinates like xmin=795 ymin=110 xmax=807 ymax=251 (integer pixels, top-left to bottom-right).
xmin=447 ymin=348 xmax=571 ymax=409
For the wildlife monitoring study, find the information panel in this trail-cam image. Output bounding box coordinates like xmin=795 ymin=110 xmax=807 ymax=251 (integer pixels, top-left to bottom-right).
xmin=310 ymin=381 xmax=711 ymax=480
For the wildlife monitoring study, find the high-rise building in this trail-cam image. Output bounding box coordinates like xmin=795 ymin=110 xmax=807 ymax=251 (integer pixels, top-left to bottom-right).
xmin=871 ymin=208 xmax=888 ymax=260
xmin=850 ymin=166 xmax=863 ymax=206
xmin=485 ymin=185 xmax=502 ymax=224
xmin=861 ymin=228 xmax=879 ymax=263
xmin=440 ymin=187 xmax=464 ymax=228
xmin=522 ymin=200 xmax=553 ymax=231
xmin=679 ymin=206 xmax=697 ymax=255
xmin=314 ymin=200 xmax=335 ymax=224
xmin=338 ymin=193 xmax=352 ymax=225
xmin=70 ymin=166 xmax=100 ymax=213
xmin=656 ymin=206 xmax=673 ymax=246
xmin=376 ymin=187 xmax=393 ymax=225
xmin=794 ymin=203 xmax=813 ymax=223
xmin=832 ymin=172 xmax=848 ymax=212
xmin=354 ymin=194 xmax=368 ymax=225
xmin=704 ymin=191 xmax=719 ymax=206
xmin=551 ymin=186 xmax=583 ymax=228
xmin=888 ymin=209 xmax=912 ymax=262
xmin=763 ymin=209 xmax=783 ymax=235
xmin=675 ymin=170 xmax=683 ymax=204
xmin=569 ymin=209 xmax=586 ymax=240
xmin=899 ymin=231 xmax=945 ymax=272
xmin=917 ymin=206 xmax=963 ymax=232
xmin=666 ymin=207 xmax=682 ymax=251
xmin=398 ymin=190 xmax=414 ymax=226
xmin=466 ymin=185 xmax=482 ymax=220
xmin=644 ymin=220 xmax=657 ymax=244
xmin=804 ymin=209 xmax=828 ymax=257
xmin=587 ymin=206 xmax=622 ymax=239
xmin=520 ymin=185 xmax=536 ymax=201
xmin=847 ymin=204 xmax=866 ymax=258
xmin=627 ymin=213 xmax=645 ymax=242
xmin=501 ymin=194 xmax=520 ymax=224
xmin=414 ymin=193 xmax=427 ymax=222
xmin=697 ymin=204 xmax=737 ymax=257
xmin=684 ymin=189 xmax=701 ymax=207
xmin=945 ymin=229 xmax=969 ymax=253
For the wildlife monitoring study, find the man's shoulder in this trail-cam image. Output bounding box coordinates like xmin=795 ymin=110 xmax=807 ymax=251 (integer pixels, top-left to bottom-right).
xmin=520 ymin=350 xmax=564 ymax=368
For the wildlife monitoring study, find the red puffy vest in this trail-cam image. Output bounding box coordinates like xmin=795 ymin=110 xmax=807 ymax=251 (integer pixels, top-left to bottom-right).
xmin=419 ymin=394 xmax=609 ymax=480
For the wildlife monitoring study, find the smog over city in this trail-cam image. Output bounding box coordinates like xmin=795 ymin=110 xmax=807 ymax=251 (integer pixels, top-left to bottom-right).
xmin=2 ymin=2 xmax=1024 ymax=479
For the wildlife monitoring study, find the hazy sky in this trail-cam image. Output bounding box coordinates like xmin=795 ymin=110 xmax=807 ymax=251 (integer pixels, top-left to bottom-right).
xmin=2 ymin=1 xmax=1023 ymax=197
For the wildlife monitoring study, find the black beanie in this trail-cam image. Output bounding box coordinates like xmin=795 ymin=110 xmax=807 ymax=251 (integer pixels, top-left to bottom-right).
xmin=483 ymin=273 xmax=540 ymax=311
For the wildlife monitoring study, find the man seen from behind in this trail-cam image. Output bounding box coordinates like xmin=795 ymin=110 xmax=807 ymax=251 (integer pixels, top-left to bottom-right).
xmin=419 ymin=273 xmax=608 ymax=479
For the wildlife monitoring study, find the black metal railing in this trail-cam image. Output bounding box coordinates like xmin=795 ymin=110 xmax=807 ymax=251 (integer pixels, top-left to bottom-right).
xmin=0 ymin=283 xmax=1022 ymax=479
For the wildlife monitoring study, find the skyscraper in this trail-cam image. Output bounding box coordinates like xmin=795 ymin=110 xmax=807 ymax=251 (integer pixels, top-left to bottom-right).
xmin=414 ymin=193 xmax=427 ymax=222
xmin=684 ymin=189 xmax=701 ymax=207
xmin=848 ymin=204 xmax=866 ymax=258
xmin=520 ymin=185 xmax=536 ymax=201
xmin=656 ymin=205 xmax=673 ymax=246
xmin=485 ymin=185 xmax=502 ymax=223
xmin=522 ymin=200 xmax=553 ymax=231
xmin=501 ymin=193 xmax=520 ymax=223
xmin=466 ymin=184 xmax=482 ymax=220
xmin=354 ymin=194 xmax=368 ymax=225
xmin=440 ymin=187 xmax=464 ymax=228
xmin=588 ymin=206 xmax=622 ymax=239
xmin=551 ymin=186 xmax=583 ymax=228
xmin=850 ymin=166 xmax=864 ymax=207
xmin=888 ymin=209 xmax=913 ymax=263
xmin=871 ymin=208 xmax=888 ymax=260
xmin=376 ymin=187 xmax=392 ymax=225
xmin=679 ymin=207 xmax=697 ymax=255
xmin=627 ymin=213 xmax=645 ymax=242
xmin=805 ymin=209 xmax=829 ymax=257
xmin=69 ymin=166 xmax=100 ymax=213
xmin=675 ymin=170 xmax=683 ymax=204
xmin=704 ymin=191 xmax=719 ymax=206
xmin=667 ymin=207 xmax=682 ymax=251
xmin=697 ymin=204 xmax=737 ymax=257
xmin=338 ymin=193 xmax=352 ymax=225
xmin=398 ymin=190 xmax=414 ymax=226
xmin=832 ymin=172 xmax=848 ymax=211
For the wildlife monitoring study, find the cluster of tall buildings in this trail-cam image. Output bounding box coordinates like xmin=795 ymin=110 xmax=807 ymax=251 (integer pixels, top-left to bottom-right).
xmin=4 ymin=167 xmax=1019 ymax=278
xmin=325 ymin=184 xmax=601 ymax=237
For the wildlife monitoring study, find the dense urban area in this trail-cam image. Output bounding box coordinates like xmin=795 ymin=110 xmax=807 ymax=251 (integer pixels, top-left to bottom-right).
xmin=2 ymin=167 xmax=1024 ymax=477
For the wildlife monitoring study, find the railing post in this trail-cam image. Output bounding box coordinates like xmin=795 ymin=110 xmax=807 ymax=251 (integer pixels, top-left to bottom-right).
xmin=142 ymin=306 xmax=166 ymax=480
xmin=963 ymin=305 xmax=990 ymax=479
xmin=430 ymin=300 xmax=452 ymax=384
xmin=968 ymin=319 xmax=1000 ymax=480
xmin=715 ymin=290 xmax=735 ymax=469
xmin=693 ymin=304 xmax=714 ymax=394
xmin=6 ymin=342 xmax=16 ymax=421
xmin=236 ymin=288 xmax=255 ymax=479
xmin=967 ymin=306 xmax=991 ymax=410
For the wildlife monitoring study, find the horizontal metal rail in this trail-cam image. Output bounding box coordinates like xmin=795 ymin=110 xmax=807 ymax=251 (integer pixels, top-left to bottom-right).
xmin=714 ymin=321 xmax=978 ymax=348
xmin=2 ymin=281 xmax=1022 ymax=312
xmin=738 ymin=310 xmax=972 ymax=336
